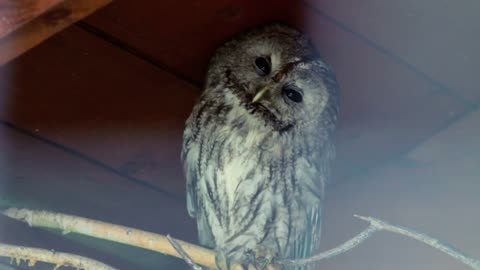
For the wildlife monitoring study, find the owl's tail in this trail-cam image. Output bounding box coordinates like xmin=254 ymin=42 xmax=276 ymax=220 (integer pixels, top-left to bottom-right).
xmin=283 ymin=207 xmax=322 ymax=270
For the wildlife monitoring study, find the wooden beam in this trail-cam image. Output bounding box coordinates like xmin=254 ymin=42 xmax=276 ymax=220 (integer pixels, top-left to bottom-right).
xmin=0 ymin=0 xmax=63 ymax=38
xmin=0 ymin=0 xmax=112 ymax=65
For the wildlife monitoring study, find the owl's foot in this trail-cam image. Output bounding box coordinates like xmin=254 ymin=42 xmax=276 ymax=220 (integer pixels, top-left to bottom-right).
xmin=247 ymin=246 xmax=276 ymax=270
xmin=216 ymin=246 xmax=276 ymax=270
xmin=253 ymin=256 xmax=272 ymax=270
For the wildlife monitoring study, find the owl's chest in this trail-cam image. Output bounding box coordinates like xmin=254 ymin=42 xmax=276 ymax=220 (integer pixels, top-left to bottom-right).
xmin=199 ymin=122 xmax=322 ymax=246
xmin=206 ymin=124 xmax=272 ymax=197
xmin=202 ymin=103 xmax=285 ymax=161
xmin=205 ymin=108 xmax=289 ymax=172
xmin=202 ymin=121 xmax=302 ymax=202
xmin=194 ymin=101 xmax=320 ymax=201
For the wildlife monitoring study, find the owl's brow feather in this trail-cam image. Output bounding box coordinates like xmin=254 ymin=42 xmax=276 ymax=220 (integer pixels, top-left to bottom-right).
xmin=216 ymin=55 xmax=318 ymax=77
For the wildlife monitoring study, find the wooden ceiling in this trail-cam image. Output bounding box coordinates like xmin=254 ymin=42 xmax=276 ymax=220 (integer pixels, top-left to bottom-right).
xmin=3 ymin=0 xmax=475 ymax=189
xmin=0 ymin=1 xmax=478 ymax=270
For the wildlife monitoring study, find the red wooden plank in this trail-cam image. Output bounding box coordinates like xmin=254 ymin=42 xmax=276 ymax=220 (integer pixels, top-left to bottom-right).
xmin=0 ymin=25 xmax=198 ymax=195
xmin=3 ymin=1 xmax=470 ymax=188
xmin=0 ymin=0 xmax=112 ymax=65
xmin=85 ymin=0 xmax=303 ymax=83
xmin=0 ymin=0 xmax=62 ymax=38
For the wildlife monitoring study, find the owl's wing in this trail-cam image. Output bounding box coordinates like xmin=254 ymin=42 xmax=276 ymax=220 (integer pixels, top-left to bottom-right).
xmin=183 ymin=149 xmax=216 ymax=248
xmin=181 ymin=123 xmax=199 ymax=218
xmin=182 ymin=120 xmax=216 ymax=248
xmin=184 ymin=159 xmax=198 ymax=218
xmin=288 ymin=143 xmax=335 ymax=269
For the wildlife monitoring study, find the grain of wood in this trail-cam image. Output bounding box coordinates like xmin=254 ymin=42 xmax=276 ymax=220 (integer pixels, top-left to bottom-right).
xmin=0 ymin=0 xmax=112 ymax=65
xmin=0 ymin=243 xmax=118 ymax=270
xmin=0 ymin=0 xmax=63 ymax=38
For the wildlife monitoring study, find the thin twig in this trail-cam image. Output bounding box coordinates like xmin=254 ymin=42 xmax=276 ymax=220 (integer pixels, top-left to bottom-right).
xmin=0 ymin=243 xmax=117 ymax=270
xmin=277 ymin=224 xmax=379 ymax=266
xmin=355 ymin=215 xmax=480 ymax=270
xmin=279 ymin=215 xmax=480 ymax=270
xmin=167 ymin=234 xmax=204 ymax=270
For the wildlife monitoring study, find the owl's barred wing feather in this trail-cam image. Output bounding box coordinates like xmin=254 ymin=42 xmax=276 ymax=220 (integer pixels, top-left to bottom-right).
xmin=182 ymin=96 xmax=212 ymax=218
xmin=182 ymin=122 xmax=198 ymax=218
xmin=292 ymin=139 xmax=335 ymax=269
xmin=183 ymin=145 xmax=217 ymax=248
xmin=182 ymin=112 xmax=217 ymax=248
xmin=184 ymin=162 xmax=198 ymax=218
xmin=287 ymin=207 xmax=322 ymax=270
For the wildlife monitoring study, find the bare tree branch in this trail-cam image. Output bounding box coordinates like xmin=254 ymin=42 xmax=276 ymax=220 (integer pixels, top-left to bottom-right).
xmin=355 ymin=215 xmax=480 ymax=270
xmin=2 ymin=208 xmax=479 ymax=270
xmin=167 ymin=234 xmax=204 ymax=270
xmin=280 ymin=215 xmax=480 ymax=270
xmin=1 ymin=208 xmax=218 ymax=269
xmin=0 ymin=243 xmax=117 ymax=270
xmin=277 ymin=224 xmax=379 ymax=266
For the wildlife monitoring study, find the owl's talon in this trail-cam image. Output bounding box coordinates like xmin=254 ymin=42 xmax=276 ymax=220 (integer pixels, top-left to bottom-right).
xmin=249 ymin=245 xmax=275 ymax=270
xmin=254 ymin=255 xmax=272 ymax=270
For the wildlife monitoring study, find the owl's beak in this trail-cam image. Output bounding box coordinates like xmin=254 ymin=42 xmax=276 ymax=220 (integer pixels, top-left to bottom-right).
xmin=252 ymin=84 xmax=271 ymax=103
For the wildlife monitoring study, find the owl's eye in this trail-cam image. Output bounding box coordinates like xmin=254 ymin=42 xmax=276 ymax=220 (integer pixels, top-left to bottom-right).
xmin=282 ymin=87 xmax=303 ymax=103
xmin=254 ymin=57 xmax=271 ymax=76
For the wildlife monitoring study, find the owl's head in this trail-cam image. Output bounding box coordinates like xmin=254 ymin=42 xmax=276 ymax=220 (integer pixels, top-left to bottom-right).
xmin=206 ymin=23 xmax=338 ymax=135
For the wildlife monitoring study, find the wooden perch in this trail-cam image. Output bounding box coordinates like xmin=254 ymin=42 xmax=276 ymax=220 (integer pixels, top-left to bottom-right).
xmin=2 ymin=208 xmax=479 ymax=270
xmin=0 ymin=0 xmax=112 ymax=65
xmin=0 ymin=0 xmax=63 ymax=38
xmin=2 ymin=208 xmax=218 ymax=269
xmin=0 ymin=243 xmax=117 ymax=270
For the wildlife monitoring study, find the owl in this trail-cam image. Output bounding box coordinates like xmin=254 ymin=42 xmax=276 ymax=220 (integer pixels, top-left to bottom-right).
xmin=182 ymin=23 xmax=338 ymax=270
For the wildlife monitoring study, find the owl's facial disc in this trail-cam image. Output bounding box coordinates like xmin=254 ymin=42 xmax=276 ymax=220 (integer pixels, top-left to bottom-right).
xmin=206 ymin=23 xmax=338 ymax=134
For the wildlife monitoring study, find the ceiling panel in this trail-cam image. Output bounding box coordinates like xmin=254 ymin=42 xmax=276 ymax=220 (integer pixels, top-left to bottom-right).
xmin=84 ymin=0 xmax=304 ymax=83
xmin=0 ymin=26 xmax=198 ymax=195
xmin=293 ymin=8 xmax=469 ymax=180
xmin=408 ymin=106 xmax=480 ymax=164
xmin=1 ymin=2 xmax=471 ymax=189
xmin=84 ymin=0 xmax=471 ymax=181
xmin=305 ymin=0 xmax=480 ymax=102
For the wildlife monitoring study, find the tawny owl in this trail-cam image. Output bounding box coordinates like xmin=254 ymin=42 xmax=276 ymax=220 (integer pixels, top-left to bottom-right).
xmin=182 ymin=23 xmax=339 ymax=270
